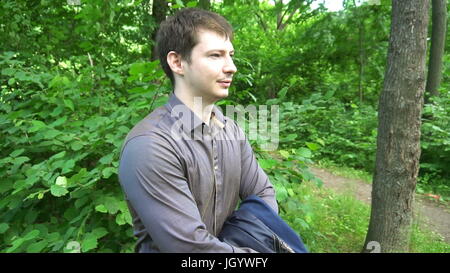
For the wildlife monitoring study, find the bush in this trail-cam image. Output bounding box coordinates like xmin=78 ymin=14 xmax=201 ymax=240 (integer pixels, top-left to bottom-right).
xmin=0 ymin=52 xmax=170 ymax=252
xmin=420 ymin=92 xmax=450 ymax=198
xmin=277 ymin=91 xmax=378 ymax=173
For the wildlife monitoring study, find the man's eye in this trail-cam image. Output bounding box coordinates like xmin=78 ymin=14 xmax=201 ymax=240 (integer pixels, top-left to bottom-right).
xmin=210 ymin=54 xmax=220 ymax=58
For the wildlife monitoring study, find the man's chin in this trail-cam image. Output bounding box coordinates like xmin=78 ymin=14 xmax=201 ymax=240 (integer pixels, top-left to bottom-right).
xmin=217 ymin=89 xmax=229 ymax=99
xmin=195 ymin=89 xmax=229 ymax=104
xmin=209 ymin=89 xmax=229 ymax=102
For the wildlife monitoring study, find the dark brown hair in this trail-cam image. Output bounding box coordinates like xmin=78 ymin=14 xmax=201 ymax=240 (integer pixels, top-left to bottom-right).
xmin=155 ymin=8 xmax=233 ymax=86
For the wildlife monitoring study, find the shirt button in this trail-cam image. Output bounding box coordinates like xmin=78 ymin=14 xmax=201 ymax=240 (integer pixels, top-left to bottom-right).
xmin=214 ymin=166 xmax=218 ymax=170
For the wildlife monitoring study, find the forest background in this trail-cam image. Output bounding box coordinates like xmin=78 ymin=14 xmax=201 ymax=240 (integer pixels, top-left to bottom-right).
xmin=0 ymin=0 xmax=448 ymax=253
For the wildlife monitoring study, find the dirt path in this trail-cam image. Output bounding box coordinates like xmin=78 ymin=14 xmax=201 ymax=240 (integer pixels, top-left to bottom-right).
xmin=309 ymin=166 xmax=450 ymax=243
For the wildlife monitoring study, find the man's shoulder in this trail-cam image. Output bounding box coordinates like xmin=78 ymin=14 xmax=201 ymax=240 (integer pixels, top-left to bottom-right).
xmin=123 ymin=105 xmax=175 ymax=148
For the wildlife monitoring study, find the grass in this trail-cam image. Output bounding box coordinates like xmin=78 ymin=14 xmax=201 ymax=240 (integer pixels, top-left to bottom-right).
xmin=280 ymin=179 xmax=450 ymax=253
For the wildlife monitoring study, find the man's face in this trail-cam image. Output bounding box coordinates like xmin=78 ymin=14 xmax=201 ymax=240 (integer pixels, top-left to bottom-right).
xmin=181 ymin=29 xmax=237 ymax=102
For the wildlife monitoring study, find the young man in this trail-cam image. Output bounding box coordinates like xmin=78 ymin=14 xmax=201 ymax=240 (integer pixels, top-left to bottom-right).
xmin=118 ymin=8 xmax=277 ymax=253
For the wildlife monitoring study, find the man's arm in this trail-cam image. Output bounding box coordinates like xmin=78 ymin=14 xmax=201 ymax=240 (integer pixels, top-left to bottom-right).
xmin=237 ymin=125 xmax=279 ymax=213
xmin=119 ymin=135 xmax=257 ymax=253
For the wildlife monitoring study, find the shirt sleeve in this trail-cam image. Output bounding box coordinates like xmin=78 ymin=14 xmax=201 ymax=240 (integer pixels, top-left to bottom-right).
xmin=119 ymin=134 xmax=258 ymax=253
xmin=236 ymin=125 xmax=279 ymax=213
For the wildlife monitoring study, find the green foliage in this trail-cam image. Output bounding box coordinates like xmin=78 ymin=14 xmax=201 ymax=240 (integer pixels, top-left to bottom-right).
xmin=1 ymin=0 xmax=449 ymax=253
xmin=255 ymin=148 xmax=323 ymax=250
xmin=220 ymin=0 xmax=390 ymax=106
xmin=419 ymin=92 xmax=450 ymax=199
xmin=276 ymin=92 xmax=378 ymax=172
xmin=0 ymin=49 xmax=170 ymax=252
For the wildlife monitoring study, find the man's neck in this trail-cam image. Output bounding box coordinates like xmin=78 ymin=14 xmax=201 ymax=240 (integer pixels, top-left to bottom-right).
xmin=174 ymin=89 xmax=215 ymax=126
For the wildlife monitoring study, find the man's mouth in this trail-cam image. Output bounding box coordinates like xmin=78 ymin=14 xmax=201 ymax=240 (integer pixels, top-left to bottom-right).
xmin=217 ymin=79 xmax=232 ymax=88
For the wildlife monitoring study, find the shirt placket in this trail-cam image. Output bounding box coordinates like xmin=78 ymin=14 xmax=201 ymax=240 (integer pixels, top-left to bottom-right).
xmin=207 ymin=123 xmax=219 ymax=235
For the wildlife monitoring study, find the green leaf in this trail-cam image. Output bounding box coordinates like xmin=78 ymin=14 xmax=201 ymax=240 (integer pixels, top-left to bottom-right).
xmin=23 ymin=230 xmax=40 ymax=241
xmin=115 ymin=213 xmax=127 ymax=225
xmin=324 ymin=89 xmax=335 ymax=99
xmin=258 ymin=159 xmax=277 ymax=169
xmin=102 ymin=167 xmax=116 ymax=179
xmin=79 ymin=41 xmax=93 ymax=51
xmin=104 ymin=197 xmax=119 ymax=214
xmin=279 ymin=150 xmax=290 ymax=159
xmin=12 ymin=156 xmax=30 ymax=166
xmin=297 ymin=148 xmax=312 ymax=158
xmin=68 ymin=168 xmax=88 ymax=185
xmin=283 ymin=134 xmax=297 ymax=142
xmin=50 ymin=184 xmax=69 ymax=197
xmin=129 ymin=62 xmax=146 ymax=75
xmin=81 ymin=234 xmax=98 ymax=252
xmin=61 ymin=159 xmax=75 ymax=174
xmin=316 ymin=138 xmax=325 ymax=146
xmin=50 ymin=116 xmax=67 ymax=127
xmin=26 ymin=240 xmax=47 ymax=253
xmin=71 ymin=141 xmax=84 ymax=151
xmin=294 ymin=218 xmax=310 ymax=230
xmin=92 ymin=227 xmax=108 ymax=239
xmin=55 ymin=176 xmax=68 ymax=187
xmin=127 ymin=85 xmax=156 ymax=94
xmin=123 ymin=211 xmax=132 ymax=225
xmin=275 ymin=185 xmax=288 ymax=201
xmin=278 ymin=87 xmax=288 ymax=99
xmin=64 ymin=99 xmax=74 ymax=111
xmin=50 ymin=151 xmax=66 ymax=160
xmin=42 ymin=129 xmax=62 ymax=139
xmin=176 ymin=0 xmax=185 ymax=7
xmin=29 ymin=120 xmax=47 ymax=133
xmin=99 ymin=154 xmax=114 ymax=165
xmin=50 ymin=106 xmax=64 ymax=117
xmin=2 ymin=68 xmax=16 ymax=76
xmin=6 ymin=238 xmax=25 ymax=253
xmin=306 ymin=142 xmax=320 ymax=151
xmin=95 ymin=204 xmax=108 ymax=213
xmin=186 ymin=1 xmax=197 ymax=7
xmin=0 ymin=223 xmax=9 ymax=234
xmin=52 ymin=159 xmax=66 ymax=170
xmin=287 ymin=188 xmax=295 ymax=197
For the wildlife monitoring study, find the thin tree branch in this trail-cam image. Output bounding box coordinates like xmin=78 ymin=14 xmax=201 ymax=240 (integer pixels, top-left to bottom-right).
xmin=255 ymin=12 xmax=268 ymax=32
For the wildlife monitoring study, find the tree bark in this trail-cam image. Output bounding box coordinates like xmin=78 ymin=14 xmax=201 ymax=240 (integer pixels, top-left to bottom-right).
xmin=198 ymin=0 xmax=211 ymax=10
xmin=425 ymin=0 xmax=447 ymax=102
xmin=151 ymin=0 xmax=168 ymax=61
xmin=353 ymin=0 xmax=365 ymax=104
xmin=363 ymin=0 xmax=430 ymax=253
xmin=223 ymin=0 xmax=234 ymax=7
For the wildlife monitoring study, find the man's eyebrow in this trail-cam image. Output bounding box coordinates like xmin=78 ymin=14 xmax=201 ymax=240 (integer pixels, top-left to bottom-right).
xmin=206 ymin=49 xmax=235 ymax=54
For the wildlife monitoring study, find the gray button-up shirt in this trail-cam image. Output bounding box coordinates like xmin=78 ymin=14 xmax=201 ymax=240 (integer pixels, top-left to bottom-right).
xmin=118 ymin=93 xmax=278 ymax=253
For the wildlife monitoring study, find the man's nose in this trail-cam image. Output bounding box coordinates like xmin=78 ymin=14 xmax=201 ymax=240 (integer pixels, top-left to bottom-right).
xmin=223 ymin=57 xmax=237 ymax=74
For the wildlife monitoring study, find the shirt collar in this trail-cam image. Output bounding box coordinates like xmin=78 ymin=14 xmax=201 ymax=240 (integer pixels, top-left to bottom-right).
xmin=165 ymin=93 xmax=227 ymax=136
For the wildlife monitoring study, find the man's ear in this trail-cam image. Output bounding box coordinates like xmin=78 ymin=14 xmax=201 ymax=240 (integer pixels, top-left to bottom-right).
xmin=167 ymin=51 xmax=184 ymax=76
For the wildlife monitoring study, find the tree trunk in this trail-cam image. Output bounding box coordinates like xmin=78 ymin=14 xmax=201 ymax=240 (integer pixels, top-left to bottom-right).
xmin=151 ymin=0 xmax=168 ymax=61
xmin=425 ymin=0 xmax=447 ymax=102
xmin=357 ymin=5 xmax=365 ymax=104
xmin=223 ymin=0 xmax=234 ymax=7
xmin=363 ymin=0 xmax=430 ymax=253
xmin=198 ymin=0 xmax=211 ymax=10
